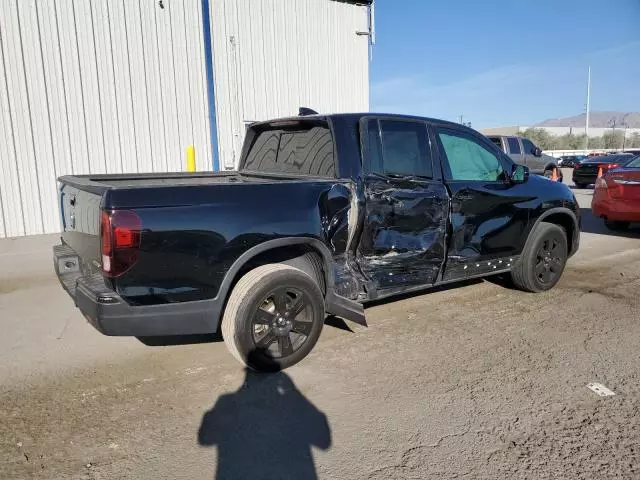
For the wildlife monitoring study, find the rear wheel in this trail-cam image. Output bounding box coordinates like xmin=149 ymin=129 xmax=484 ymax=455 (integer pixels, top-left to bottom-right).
xmin=511 ymin=222 xmax=568 ymax=293
xmin=222 ymin=263 xmax=325 ymax=372
xmin=604 ymin=220 xmax=630 ymax=231
xmin=574 ymin=182 xmax=587 ymax=189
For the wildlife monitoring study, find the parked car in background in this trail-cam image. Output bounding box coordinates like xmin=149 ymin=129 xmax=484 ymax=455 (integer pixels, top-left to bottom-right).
xmin=53 ymin=112 xmax=581 ymax=372
xmin=572 ymin=153 xmax=636 ymax=188
xmin=558 ymin=155 xmax=585 ymax=168
xmin=486 ymin=135 xmax=562 ymax=181
xmin=592 ymin=155 xmax=640 ymax=231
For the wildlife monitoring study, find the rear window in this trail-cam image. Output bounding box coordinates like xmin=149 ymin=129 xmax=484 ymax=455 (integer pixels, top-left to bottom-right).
xmin=242 ymin=122 xmax=335 ymax=177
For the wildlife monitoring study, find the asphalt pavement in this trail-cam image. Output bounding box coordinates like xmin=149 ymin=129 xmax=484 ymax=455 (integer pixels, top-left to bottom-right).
xmin=2 ymin=170 xmax=640 ymax=479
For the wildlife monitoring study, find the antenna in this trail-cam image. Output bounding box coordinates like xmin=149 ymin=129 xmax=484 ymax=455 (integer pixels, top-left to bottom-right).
xmin=298 ymin=107 xmax=318 ymax=116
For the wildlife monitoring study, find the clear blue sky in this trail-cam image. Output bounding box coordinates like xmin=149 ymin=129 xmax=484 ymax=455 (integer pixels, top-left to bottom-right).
xmin=370 ymin=0 xmax=640 ymax=128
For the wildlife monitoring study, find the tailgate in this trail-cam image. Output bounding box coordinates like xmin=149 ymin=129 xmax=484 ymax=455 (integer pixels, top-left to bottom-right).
xmin=59 ymin=181 xmax=103 ymax=270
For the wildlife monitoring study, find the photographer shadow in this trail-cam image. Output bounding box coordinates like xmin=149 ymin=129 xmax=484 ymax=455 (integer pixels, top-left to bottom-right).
xmin=198 ymin=353 xmax=331 ymax=480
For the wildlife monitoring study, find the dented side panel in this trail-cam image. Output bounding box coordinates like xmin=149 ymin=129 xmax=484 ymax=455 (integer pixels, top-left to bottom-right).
xmin=318 ymin=182 xmax=365 ymax=300
xmin=444 ymin=182 xmax=532 ymax=268
xmin=355 ymin=176 xmax=449 ymax=293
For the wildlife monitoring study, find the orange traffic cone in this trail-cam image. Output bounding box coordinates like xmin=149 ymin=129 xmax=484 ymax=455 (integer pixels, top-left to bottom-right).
xmin=597 ymin=166 xmax=603 ymax=179
xmin=551 ymin=168 xmax=558 ymax=181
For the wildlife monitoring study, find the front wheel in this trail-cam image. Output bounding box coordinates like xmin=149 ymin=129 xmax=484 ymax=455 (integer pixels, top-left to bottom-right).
xmin=221 ymin=263 xmax=325 ymax=372
xmin=574 ymin=182 xmax=587 ymax=189
xmin=510 ymin=222 xmax=568 ymax=293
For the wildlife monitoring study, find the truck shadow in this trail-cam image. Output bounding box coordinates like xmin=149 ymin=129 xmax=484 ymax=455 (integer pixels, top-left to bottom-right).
xmin=198 ymin=351 xmax=332 ymax=479
xmin=136 ymin=315 xmax=352 ymax=346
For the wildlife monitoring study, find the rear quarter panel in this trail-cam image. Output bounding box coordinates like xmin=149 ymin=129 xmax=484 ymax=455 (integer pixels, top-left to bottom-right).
xmin=106 ymin=180 xmax=358 ymax=305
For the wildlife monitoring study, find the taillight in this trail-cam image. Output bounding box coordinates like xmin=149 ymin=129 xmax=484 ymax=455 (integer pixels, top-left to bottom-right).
xmin=100 ymin=210 xmax=142 ymax=277
xmin=608 ymin=164 xmax=620 ymax=170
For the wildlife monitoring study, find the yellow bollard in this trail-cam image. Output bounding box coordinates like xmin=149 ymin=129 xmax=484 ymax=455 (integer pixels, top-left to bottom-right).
xmin=186 ymin=145 xmax=196 ymax=172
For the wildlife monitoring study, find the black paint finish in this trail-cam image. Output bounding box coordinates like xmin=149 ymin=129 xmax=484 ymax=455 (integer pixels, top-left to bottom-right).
xmin=56 ymin=113 xmax=581 ymax=335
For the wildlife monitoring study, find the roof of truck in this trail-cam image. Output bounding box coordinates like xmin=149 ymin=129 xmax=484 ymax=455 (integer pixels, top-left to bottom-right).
xmin=252 ymin=112 xmax=466 ymax=131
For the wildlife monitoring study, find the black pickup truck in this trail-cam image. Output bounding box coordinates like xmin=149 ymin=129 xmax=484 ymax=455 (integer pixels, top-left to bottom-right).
xmin=55 ymin=113 xmax=580 ymax=371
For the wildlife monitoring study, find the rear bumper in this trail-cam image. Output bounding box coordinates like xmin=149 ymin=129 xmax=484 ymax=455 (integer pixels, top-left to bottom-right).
xmin=54 ymin=244 xmax=221 ymax=336
xmin=592 ymin=197 xmax=640 ymax=222
xmin=572 ymin=172 xmax=597 ymax=185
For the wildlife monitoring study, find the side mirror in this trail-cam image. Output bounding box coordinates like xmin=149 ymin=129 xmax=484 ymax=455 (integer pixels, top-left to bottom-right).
xmin=532 ymin=147 xmax=542 ymax=157
xmin=511 ymin=164 xmax=529 ymax=184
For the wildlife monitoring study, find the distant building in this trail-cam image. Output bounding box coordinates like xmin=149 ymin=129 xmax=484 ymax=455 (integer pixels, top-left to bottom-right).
xmin=481 ymin=126 xmax=640 ymax=137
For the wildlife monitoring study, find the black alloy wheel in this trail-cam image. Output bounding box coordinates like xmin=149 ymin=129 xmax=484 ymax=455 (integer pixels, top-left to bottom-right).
xmin=534 ymin=236 xmax=564 ymax=286
xmin=251 ymin=287 xmax=314 ymax=359
xmin=222 ymin=263 xmax=325 ymax=372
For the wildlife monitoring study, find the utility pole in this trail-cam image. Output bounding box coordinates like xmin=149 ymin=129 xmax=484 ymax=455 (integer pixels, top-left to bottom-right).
xmin=622 ymin=123 xmax=628 ymax=150
xmin=584 ymin=66 xmax=591 ymax=152
xmin=459 ymin=114 xmax=464 ymax=125
xmin=608 ymin=119 xmax=617 ymax=150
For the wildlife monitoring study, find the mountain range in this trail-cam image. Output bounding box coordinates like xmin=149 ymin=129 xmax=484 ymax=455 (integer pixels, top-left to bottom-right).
xmin=535 ymin=112 xmax=640 ymax=128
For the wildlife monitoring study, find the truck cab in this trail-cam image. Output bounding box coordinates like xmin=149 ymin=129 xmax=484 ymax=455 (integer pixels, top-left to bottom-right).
xmin=486 ymin=135 xmax=560 ymax=179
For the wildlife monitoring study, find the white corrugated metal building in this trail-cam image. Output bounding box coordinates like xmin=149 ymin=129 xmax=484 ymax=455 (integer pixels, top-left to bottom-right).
xmin=0 ymin=0 xmax=372 ymax=238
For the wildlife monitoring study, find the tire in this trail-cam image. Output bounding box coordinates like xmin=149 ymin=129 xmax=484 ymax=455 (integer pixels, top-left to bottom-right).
xmin=604 ymin=220 xmax=630 ymax=231
xmin=510 ymin=222 xmax=568 ymax=293
xmin=282 ymin=251 xmax=326 ymax=293
xmin=221 ymin=263 xmax=325 ymax=372
xmin=574 ymin=182 xmax=587 ymax=189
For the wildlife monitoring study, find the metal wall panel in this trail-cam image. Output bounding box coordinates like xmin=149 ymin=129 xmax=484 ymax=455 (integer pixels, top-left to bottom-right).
xmin=209 ymin=0 xmax=370 ymax=169
xmin=0 ymin=0 xmax=369 ymax=237
xmin=0 ymin=0 xmax=211 ymax=237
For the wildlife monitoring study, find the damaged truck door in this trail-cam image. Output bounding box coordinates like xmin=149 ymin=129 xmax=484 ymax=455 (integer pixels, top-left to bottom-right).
xmin=357 ymin=118 xmax=449 ymax=296
xmin=432 ymin=126 xmax=530 ymax=281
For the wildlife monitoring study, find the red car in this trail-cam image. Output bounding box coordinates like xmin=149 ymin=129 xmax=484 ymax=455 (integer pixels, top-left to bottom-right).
xmin=592 ymin=155 xmax=640 ymax=231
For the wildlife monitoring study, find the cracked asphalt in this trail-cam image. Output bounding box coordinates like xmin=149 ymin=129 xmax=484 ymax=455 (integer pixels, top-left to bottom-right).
xmin=2 ymin=171 xmax=640 ymax=479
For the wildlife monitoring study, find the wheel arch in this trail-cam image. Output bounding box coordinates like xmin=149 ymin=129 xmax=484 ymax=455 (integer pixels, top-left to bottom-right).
xmin=527 ymin=208 xmax=579 ymax=257
xmin=215 ymin=237 xmax=365 ymax=327
xmin=218 ymin=238 xmax=335 ymax=303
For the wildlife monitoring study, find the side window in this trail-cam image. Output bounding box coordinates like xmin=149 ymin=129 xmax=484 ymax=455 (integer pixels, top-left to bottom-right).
xmin=437 ymin=129 xmax=505 ymax=181
xmin=521 ymin=138 xmax=536 ymax=155
xmin=507 ymin=137 xmax=521 ymax=154
xmin=364 ymin=119 xmax=384 ymax=174
xmin=376 ymin=120 xmax=432 ymax=177
xmin=489 ymin=137 xmax=503 ymax=151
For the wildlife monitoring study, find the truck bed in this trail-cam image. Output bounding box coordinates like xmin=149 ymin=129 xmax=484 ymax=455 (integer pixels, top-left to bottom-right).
xmin=58 ymin=171 xmax=246 ymax=195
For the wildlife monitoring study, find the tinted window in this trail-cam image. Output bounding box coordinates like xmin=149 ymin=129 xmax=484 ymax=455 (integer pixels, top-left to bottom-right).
xmin=437 ymin=129 xmax=505 ymax=181
xmin=364 ymin=119 xmax=383 ymax=173
xmin=377 ymin=120 xmax=432 ymax=177
xmin=243 ymin=123 xmax=335 ymax=176
xmin=625 ymin=156 xmax=640 ymax=168
xmin=365 ymin=119 xmax=432 ymax=177
xmin=521 ymin=138 xmax=536 ymax=154
xmin=507 ymin=138 xmax=521 ymax=154
xmin=488 ymin=137 xmax=503 ymax=150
